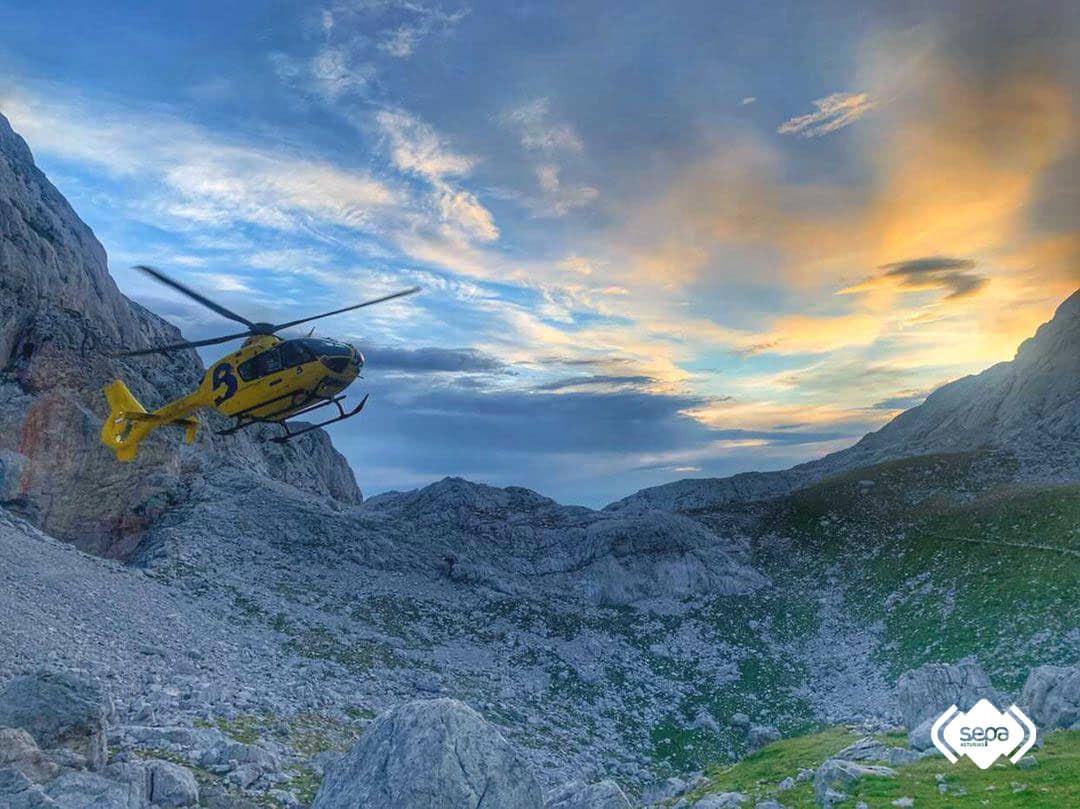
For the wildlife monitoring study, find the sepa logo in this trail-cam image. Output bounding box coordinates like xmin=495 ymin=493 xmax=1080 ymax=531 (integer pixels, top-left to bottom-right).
xmin=931 ymin=698 xmax=1037 ymax=769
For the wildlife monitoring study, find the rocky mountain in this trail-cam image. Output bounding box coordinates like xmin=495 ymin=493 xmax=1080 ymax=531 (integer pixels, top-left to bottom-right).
xmin=1 ymin=109 xmax=1077 ymax=808
xmin=607 ymin=288 xmax=1079 ymax=514
xmin=0 ymin=111 xmax=360 ymax=558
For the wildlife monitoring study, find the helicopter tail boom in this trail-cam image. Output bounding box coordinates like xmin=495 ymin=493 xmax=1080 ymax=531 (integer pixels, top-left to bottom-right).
xmin=100 ymin=380 xmax=199 ymax=461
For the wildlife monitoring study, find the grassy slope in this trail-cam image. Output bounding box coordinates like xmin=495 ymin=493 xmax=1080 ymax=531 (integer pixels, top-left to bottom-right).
xmin=756 ymin=452 xmax=1080 ymax=688
xmin=684 ymin=728 xmax=1080 ymax=808
xmin=643 ymin=452 xmax=1079 ymax=781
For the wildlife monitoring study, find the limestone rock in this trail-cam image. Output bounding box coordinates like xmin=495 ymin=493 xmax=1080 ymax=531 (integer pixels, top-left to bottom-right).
xmin=146 ymin=760 xmax=199 ymax=807
xmin=692 ymin=793 xmax=747 ymax=808
xmin=895 ymin=659 xmax=1003 ymax=730
xmin=0 ymin=670 xmax=107 ymax=770
xmin=813 ymin=760 xmax=896 ymax=808
xmin=311 ymin=698 xmax=543 ymax=809
xmin=0 ymin=728 xmax=58 ymax=782
xmin=545 ymin=778 xmax=631 ymax=809
xmin=0 ymin=111 xmax=360 ymax=559
xmin=748 ymin=725 xmax=780 ymax=750
xmin=1021 ymin=665 xmax=1080 ymax=730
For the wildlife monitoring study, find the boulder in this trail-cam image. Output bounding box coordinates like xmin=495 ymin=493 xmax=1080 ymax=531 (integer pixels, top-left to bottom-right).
xmin=546 ymin=779 xmax=631 ymax=809
xmin=311 ymin=698 xmax=543 ymax=809
xmin=42 ymin=770 xmax=143 ymax=808
xmin=0 ymin=767 xmax=60 ymax=809
xmin=1021 ymin=665 xmax=1080 ymax=730
xmin=0 ymin=728 xmax=59 ymax=782
xmin=895 ymin=659 xmax=1003 ymax=729
xmin=833 ymin=738 xmax=886 ymax=762
xmin=813 ymin=760 xmax=896 ymax=808
xmin=0 ymin=671 xmax=108 ymax=770
xmin=756 ymin=801 xmax=786 ymax=809
xmin=748 ymin=725 xmax=780 ymax=749
xmin=693 ymin=793 xmax=747 ymax=808
xmin=146 ymin=760 xmax=199 ymax=807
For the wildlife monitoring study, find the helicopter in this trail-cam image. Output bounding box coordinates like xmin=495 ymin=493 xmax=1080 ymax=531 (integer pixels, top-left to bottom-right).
xmin=101 ymin=265 xmax=419 ymax=461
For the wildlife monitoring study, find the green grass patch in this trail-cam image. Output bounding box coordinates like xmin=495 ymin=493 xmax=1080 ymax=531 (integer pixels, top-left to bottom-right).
xmin=685 ymin=728 xmax=1080 ymax=808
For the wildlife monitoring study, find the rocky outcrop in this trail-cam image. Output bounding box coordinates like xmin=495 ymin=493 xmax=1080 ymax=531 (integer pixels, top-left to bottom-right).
xmin=0 ymin=727 xmax=58 ymax=782
xmin=0 ymin=670 xmax=108 ymax=771
xmin=360 ymin=477 xmax=766 ymax=606
xmin=1022 ymin=664 xmax=1080 ymax=730
xmin=607 ymin=288 xmax=1080 ymax=514
xmin=311 ymin=698 xmax=543 ymax=809
xmin=545 ymin=779 xmax=631 ymax=809
xmin=0 ymin=111 xmax=360 ymax=558
xmin=813 ymin=759 xmax=895 ymax=808
xmin=895 ymin=658 xmax=1004 ymax=730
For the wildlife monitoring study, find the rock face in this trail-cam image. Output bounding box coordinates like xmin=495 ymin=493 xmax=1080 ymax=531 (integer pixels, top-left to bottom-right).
xmin=0 ymin=670 xmax=108 ymax=770
xmin=311 ymin=698 xmax=543 ymax=809
xmin=0 ymin=727 xmax=58 ymax=782
xmin=0 ymin=111 xmax=360 ymax=558
xmin=607 ymin=288 xmax=1080 ymax=513
xmin=1022 ymin=665 xmax=1080 ymax=730
xmin=895 ymin=658 xmax=1005 ymax=730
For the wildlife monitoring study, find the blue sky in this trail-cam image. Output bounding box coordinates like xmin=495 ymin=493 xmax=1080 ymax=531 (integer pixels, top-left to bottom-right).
xmin=1 ymin=1 xmax=1076 ymax=505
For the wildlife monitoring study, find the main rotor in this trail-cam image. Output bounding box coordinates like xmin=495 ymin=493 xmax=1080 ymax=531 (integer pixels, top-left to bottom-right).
xmin=117 ymin=265 xmax=419 ymax=357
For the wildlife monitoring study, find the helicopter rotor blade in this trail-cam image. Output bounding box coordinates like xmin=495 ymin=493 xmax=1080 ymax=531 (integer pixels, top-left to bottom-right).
xmin=113 ymin=331 xmax=252 ymax=358
xmin=133 ymin=265 xmax=256 ymax=330
xmin=270 ymin=286 xmax=420 ymax=333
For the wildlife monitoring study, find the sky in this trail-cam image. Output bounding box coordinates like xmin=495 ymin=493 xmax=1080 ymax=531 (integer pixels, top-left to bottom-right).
xmin=0 ymin=1 xmax=1076 ymax=506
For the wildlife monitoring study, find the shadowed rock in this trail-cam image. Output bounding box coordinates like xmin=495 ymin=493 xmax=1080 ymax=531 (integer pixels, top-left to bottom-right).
xmin=0 ymin=670 xmax=107 ymax=770
xmin=312 ymin=698 xmax=543 ymax=809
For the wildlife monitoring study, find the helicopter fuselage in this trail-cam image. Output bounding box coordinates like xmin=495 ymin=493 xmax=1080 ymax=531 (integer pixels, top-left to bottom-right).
xmin=197 ymin=334 xmax=364 ymax=420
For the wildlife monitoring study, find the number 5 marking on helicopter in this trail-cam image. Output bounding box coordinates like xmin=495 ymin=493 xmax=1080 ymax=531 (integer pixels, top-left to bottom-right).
xmin=213 ymin=363 xmax=238 ymax=404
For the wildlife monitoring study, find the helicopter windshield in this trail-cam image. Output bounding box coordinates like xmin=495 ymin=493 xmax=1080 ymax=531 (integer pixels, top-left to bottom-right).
xmin=300 ymin=338 xmax=353 ymax=358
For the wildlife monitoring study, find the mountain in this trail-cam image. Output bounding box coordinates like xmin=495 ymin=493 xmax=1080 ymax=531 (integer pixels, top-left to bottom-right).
xmin=0 ymin=111 xmax=360 ymax=558
xmin=0 ymin=109 xmax=1076 ymax=807
xmin=607 ymin=289 xmax=1079 ymax=514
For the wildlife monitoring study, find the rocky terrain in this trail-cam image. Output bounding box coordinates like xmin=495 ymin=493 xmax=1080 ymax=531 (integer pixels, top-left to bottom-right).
xmin=0 ymin=110 xmax=1077 ymax=808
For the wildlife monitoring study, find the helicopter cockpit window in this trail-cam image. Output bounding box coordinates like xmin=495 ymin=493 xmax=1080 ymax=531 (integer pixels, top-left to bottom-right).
xmin=237 ymin=347 xmax=283 ymax=381
xmin=281 ymin=341 xmax=312 ymax=368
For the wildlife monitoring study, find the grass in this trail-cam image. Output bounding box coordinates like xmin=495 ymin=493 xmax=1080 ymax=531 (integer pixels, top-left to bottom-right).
xmin=753 ymin=452 xmax=1080 ymax=689
xmin=684 ymin=728 xmax=1080 ymax=808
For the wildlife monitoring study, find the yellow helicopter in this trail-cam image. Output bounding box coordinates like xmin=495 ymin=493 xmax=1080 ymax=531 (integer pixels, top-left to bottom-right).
xmin=101 ymin=265 xmax=419 ymax=461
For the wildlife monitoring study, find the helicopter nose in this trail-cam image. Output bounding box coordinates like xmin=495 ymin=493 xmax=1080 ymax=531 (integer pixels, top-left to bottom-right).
xmin=351 ymin=346 xmax=365 ymax=369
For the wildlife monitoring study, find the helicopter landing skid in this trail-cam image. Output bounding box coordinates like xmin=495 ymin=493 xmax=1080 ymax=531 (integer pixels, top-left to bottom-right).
xmin=270 ymin=394 xmax=369 ymax=443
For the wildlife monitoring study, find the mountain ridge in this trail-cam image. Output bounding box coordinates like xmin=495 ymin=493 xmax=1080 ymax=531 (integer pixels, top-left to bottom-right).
xmin=606 ymin=288 xmax=1079 ymax=514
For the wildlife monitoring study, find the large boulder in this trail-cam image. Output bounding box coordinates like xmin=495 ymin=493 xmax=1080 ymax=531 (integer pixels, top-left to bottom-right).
xmin=0 ymin=671 xmax=108 ymax=770
xmin=0 ymin=727 xmax=58 ymax=782
xmin=311 ymin=698 xmax=543 ymax=809
xmin=546 ymin=779 xmax=631 ymax=809
xmin=693 ymin=793 xmax=747 ymax=808
xmin=895 ymin=658 xmax=1004 ymax=729
xmin=1021 ymin=665 xmax=1080 ymax=730
xmin=813 ymin=760 xmax=895 ymax=808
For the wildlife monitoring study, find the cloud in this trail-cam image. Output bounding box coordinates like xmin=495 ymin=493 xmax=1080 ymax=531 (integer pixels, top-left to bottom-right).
xmin=500 ymin=98 xmax=596 ymax=218
xmin=0 ymin=91 xmax=401 ymax=236
xmin=361 ymin=345 xmax=508 ymax=373
xmin=374 ymin=108 xmax=498 ymax=242
xmin=741 ymin=97 xmax=756 ymax=106
xmin=841 ymin=256 xmax=988 ymax=301
xmin=374 ymin=4 xmax=469 ymax=58
xmin=871 ymin=388 xmax=933 ymax=410
xmin=500 ymin=98 xmax=585 ymax=154
xmin=535 ymin=374 xmax=655 ymax=392
xmin=777 ymin=91 xmax=876 ymax=137
xmin=531 ymin=164 xmax=599 ymax=217
xmin=375 ymin=108 xmax=477 ymax=180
